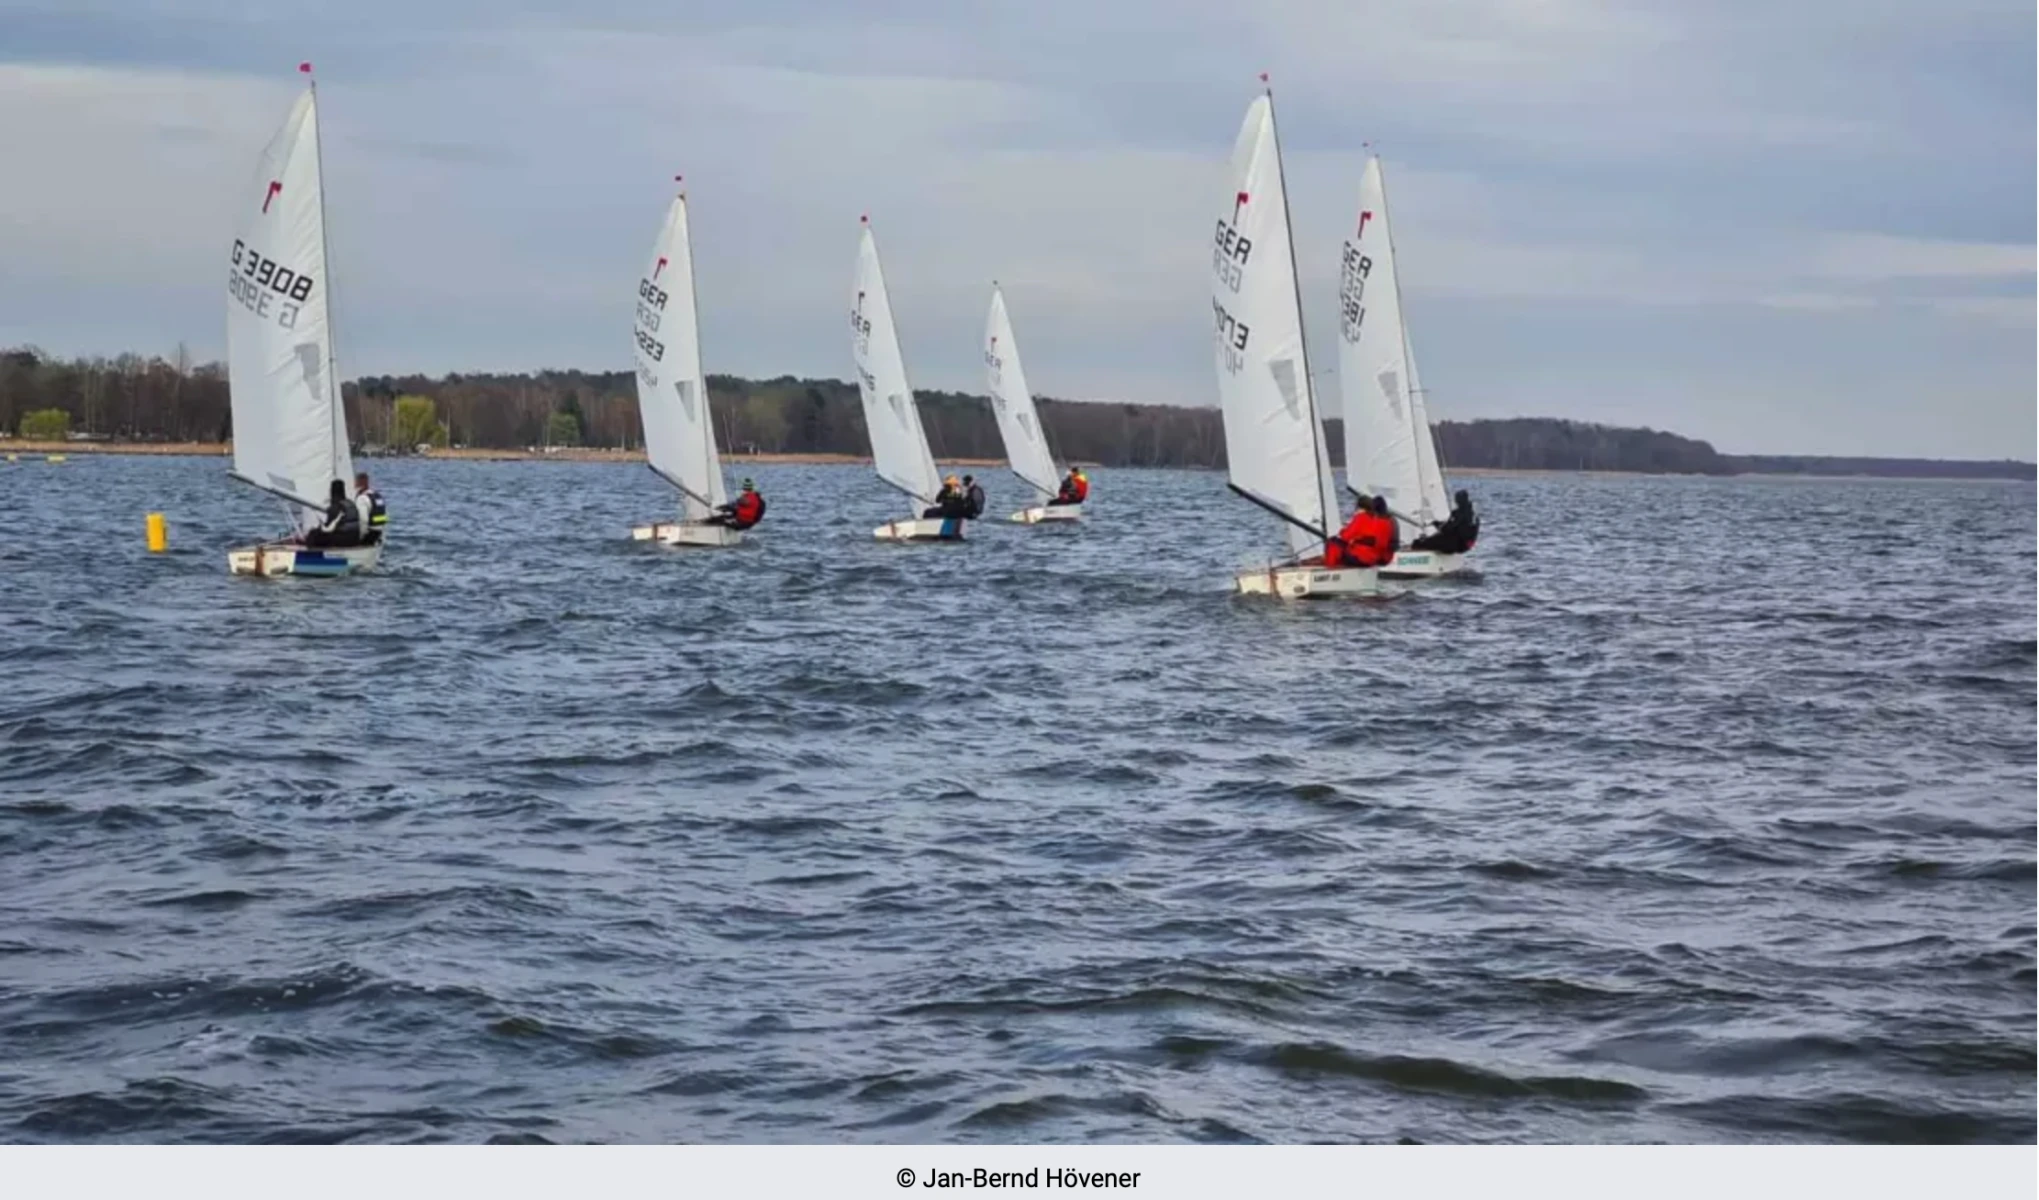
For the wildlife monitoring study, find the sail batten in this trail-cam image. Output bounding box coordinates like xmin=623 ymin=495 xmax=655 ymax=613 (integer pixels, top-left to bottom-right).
xmin=1210 ymin=94 xmax=1335 ymax=559
xmin=227 ymin=86 xmax=351 ymax=532
xmin=983 ymin=287 xmax=1061 ymax=500
xmin=634 ymin=193 xmax=726 ymax=521
xmin=851 ymin=225 xmax=943 ymax=511
xmin=1339 ymin=156 xmax=1449 ymax=526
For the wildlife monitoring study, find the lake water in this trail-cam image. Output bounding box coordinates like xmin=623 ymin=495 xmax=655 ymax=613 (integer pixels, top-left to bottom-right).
xmin=1 ymin=455 xmax=2032 ymax=1143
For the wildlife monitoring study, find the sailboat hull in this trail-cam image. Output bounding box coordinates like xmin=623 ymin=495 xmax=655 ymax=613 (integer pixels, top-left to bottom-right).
xmin=631 ymin=521 xmax=742 ymax=548
xmin=1235 ymin=563 xmax=1379 ymax=599
xmin=1379 ymin=550 xmax=1468 ymax=580
xmin=874 ymin=517 xmax=965 ymax=542
xmin=227 ymin=540 xmax=381 ymax=578
xmin=1009 ymin=505 xmax=1082 ymax=525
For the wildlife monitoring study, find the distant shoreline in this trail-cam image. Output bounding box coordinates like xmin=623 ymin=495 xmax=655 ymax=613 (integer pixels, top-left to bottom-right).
xmin=0 ymin=441 xmax=1006 ymax=468
xmin=4 ymin=440 xmax=2030 ymax=483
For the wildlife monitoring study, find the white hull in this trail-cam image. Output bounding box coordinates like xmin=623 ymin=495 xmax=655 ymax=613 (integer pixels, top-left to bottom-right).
xmin=227 ymin=539 xmax=382 ymax=578
xmin=1379 ymin=550 xmax=1468 ymax=580
xmin=1234 ymin=563 xmax=1379 ymax=599
xmin=631 ymin=520 xmax=742 ymax=548
xmin=1009 ymin=504 xmax=1083 ymax=525
xmin=874 ymin=516 xmax=965 ymax=542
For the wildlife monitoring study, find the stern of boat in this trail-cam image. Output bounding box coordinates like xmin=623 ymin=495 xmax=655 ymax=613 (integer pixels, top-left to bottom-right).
xmin=874 ymin=516 xmax=965 ymax=542
xmin=1378 ymin=550 xmax=1467 ymax=580
xmin=1009 ymin=505 xmax=1082 ymax=525
xmin=228 ymin=540 xmax=382 ymax=578
xmin=634 ymin=520 xmax=741 ymax=548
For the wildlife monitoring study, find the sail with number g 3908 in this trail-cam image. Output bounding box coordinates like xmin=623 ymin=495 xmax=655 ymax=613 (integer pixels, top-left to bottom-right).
xmin=226 ymin=85 xmax=350 ymax=529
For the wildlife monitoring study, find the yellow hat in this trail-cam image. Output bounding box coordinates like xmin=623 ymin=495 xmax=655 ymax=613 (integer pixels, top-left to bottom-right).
xmin=944 ymin=474 xmax=960 ymax=485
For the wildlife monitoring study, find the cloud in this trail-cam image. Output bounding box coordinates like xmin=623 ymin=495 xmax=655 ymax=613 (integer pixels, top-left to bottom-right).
xmin=1811 ymin=234 xmax=2034 ymax=280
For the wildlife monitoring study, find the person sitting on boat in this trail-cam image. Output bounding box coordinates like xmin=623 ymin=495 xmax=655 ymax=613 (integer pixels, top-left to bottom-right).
xmin=923 ymin=475 xmax=966 ymax=520
xmin=1049 ymin=467 xmax=1089 ymax=507
xmin=1372 ymin=494 xmax=1402 ymax=561
xmin=1411 ymin=490 xmax=1478 ymax=554
xmin=303 ymin=479 xmax=364 ymax=548
xmin=708 ymin=479 xmax=766 ymax=530
xmin=1322 ymin=496 xmax=1394 ymax=569
xmin=962 ymin=474 xmax=987 ymax=519
xmin=353 ymin=471 xmax=386 ymax=545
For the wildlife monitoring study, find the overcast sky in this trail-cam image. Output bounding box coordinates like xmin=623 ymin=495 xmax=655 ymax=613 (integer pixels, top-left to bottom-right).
xmin=1 ymin=0 xmax=2031 ymax=457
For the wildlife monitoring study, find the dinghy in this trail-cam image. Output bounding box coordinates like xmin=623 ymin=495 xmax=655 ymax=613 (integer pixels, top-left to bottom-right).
xmin=851 ymin=219 xmax=961 ymax=542
xmin=1338 ymin=156 xmax=1467 ymax=579
xmin=1213 ymin=87 xmax=1374 ymax=599
xmin=984 ymin=285 xmax=1079 ymax=525
xmin=628 ymin=181 xmax=741 ymax=548
xmin=225 ymin=66 xmax=378 ymax=578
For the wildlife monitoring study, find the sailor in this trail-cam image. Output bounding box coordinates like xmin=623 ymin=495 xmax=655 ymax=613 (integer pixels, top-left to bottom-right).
xmin=353 ymin=471 xmax=387 ymax=545
xmin=924 ymin=475 xmax=964 ymax=519
xmin=1411 ymin=490 xmax=1478 ymax=554
xmin=303 ymin=479 xmax=363 ymax=548
xmin=1323 ymin=495 xmax=1392 ymax=569
xmin=962 ymin=474 xmax=987 ymax=519
xmin=1372 ymin=494 xmax=1402 ymax=561
xmin=709 ymin=478 xmax=767 ymax=530
xmin=1050 ymin=467 xmax=1089 ymax=507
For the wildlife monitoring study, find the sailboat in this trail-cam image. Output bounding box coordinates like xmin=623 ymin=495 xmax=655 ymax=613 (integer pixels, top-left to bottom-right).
xmin=1214 ymin=87 xmax=1373 ymax=599
xmin=1338 ymin=156 xmax=1466 ymax=579
xmin=984 ymin=284 xmax=1078 ymax=525
xmin=628 ymin=179 xmax=741 ymax=547
xmin=852 ymin=218 xmax=961 ymax=542
xmin=225 ymin=65 xmax=377 ymax=577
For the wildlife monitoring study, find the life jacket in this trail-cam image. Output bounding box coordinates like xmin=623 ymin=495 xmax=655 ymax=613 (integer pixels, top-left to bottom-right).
xmin=364 ymin=488 xmax=387 ymax=529
xmin=1331 ymin=510 xmax=1391 ymax=568
xmin=324 ymin=498 xmax=360 ymax=535
xmin=1071 ymin=473 xmax=1089 ymax=502
xmin=732 ymin=491 xmax=764 ymax=528
xmin=965 ymin=484 xmax=986 ymax=518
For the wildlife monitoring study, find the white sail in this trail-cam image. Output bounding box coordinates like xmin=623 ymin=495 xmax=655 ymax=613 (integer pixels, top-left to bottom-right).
xmin=633 ymin=190 xmax=725 ymax=521
xmin=227 ymin=84 xmax=351 ymax=530
xmin=983 ymin=285 xmax=1061 ymax=500
xmin=1211 ymin=94 xmax=1338 ymax=560
xmin=1406 ymin=342 xmax=1450 ymax=523
xmin=1338 ymin=156 xmax=1449 ymax=527
xmin=850 ymin=223 xmax=942 ymax=510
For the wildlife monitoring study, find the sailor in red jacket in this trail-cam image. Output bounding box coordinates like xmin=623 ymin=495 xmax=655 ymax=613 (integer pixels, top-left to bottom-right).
xmin=1049 ymin=466 xmax=1089 ymax=507
xmin=709 ymin=478 xmax=766 ymax=530
xmin=1322 ymin=496 xmax=1393 ymax=569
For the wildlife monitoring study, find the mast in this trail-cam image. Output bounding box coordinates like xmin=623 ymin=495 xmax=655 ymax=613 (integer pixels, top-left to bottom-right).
xmin=303 ymin=62 xmax=344 ymax=481
xmin=678 ymin=182 xmax=716 ymax=508
xmin=1265 ymin=80 xmax=1335 ymax=530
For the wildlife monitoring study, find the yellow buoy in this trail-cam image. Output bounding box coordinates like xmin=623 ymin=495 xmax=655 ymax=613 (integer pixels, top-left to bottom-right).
xmin=147 ymin=512 xmax=168 ymax=553
xmin=46 ymin=454 xmax=66 ymax=463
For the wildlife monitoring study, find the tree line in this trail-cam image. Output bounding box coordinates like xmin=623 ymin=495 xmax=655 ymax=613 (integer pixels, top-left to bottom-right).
xmin=2 ymin=347 xmax=2030 ymax=480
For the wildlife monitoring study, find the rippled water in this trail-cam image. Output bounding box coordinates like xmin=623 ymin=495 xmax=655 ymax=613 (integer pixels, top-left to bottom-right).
xmin=1 ymin=454 xmax=2032 ymax=1144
